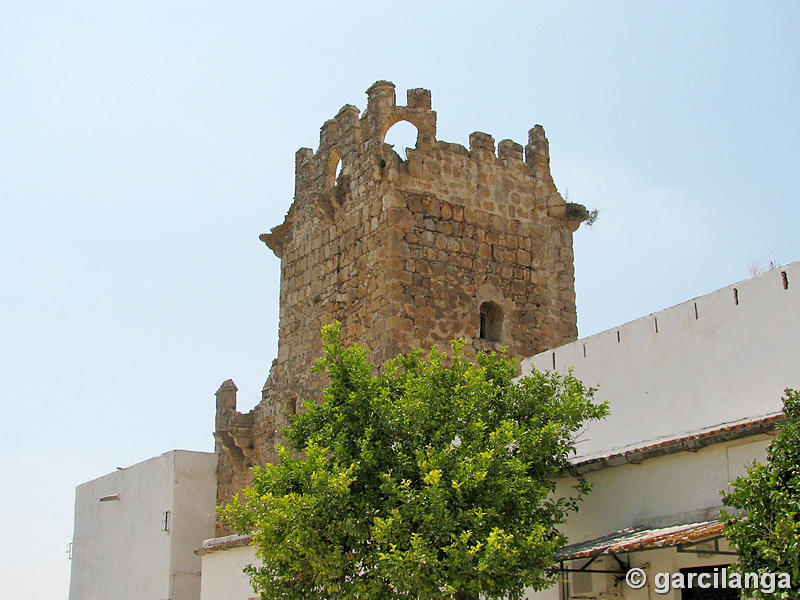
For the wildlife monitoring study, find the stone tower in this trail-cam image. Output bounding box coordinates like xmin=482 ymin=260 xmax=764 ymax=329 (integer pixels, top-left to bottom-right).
xmin=214 ymin=81 xmax=588 ymax=506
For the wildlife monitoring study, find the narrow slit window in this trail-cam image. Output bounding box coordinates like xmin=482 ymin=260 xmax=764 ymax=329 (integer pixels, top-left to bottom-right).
xmin=733 ymin=288 xmax=739 ymax=305
xmin=478 ymin=301 xmax=503 ymax=342
xmin=781 ymin=271 xmax=788 ymax=290
xmin=326 ymin=150 xmax=342 ymax=188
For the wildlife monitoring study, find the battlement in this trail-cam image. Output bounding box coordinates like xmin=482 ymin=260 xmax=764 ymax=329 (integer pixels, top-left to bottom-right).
xmin=261 ymin=82 xmax=585 ymax=258
xmin=216 ymin=81 xmax=588 ymax=515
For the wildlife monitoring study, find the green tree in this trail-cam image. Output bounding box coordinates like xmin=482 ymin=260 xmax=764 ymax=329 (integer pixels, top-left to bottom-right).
xmin=721 ymin=389 xmax=800 ymax=599
xmin=220 ymin=323 xmax=608 ymax=600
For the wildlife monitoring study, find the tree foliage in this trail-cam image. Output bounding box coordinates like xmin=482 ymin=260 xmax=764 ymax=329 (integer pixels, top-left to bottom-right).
xmin=220 ymin=323 xmax=608 ymax=600
xmin=721 ymin=389 xmax=800 ymax=600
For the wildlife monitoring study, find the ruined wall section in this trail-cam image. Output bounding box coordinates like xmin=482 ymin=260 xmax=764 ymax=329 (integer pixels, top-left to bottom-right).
xmin=215 ymin=84 xmax=431 ymax=503
xmin=381 ymin=125 xmax=584 ymax=361
xmin=214 ymin=81 xmax=587 ymax=510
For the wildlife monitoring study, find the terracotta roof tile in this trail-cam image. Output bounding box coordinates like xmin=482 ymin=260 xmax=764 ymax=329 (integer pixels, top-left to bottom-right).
xmin=556 ymin=520 xmax=725 ymax=561
xmin=570 ymin=413 xmax=784 ymax=474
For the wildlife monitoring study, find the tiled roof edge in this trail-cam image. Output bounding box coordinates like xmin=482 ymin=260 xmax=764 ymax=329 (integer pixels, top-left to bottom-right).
xmin=556 ymin=521 xmax=725 ymax=561
xmin=569 ymin=413 xmax=785 ymax=475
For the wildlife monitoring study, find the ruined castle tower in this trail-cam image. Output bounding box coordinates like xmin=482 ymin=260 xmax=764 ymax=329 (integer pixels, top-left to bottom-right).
xmin=214 ymin=81 xmax=588 ymax=506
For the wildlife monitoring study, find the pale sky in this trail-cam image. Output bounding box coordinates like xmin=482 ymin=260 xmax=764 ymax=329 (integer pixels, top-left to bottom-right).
xmin=1 ymin=1 xmax=798 ymax=597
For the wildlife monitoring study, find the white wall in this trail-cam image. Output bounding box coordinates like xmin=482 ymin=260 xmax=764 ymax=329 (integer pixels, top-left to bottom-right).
xmin=171 ymin=451 xmax=219 ymax=600
xmin=558 ymin=436 xmax=770 ymax=544
xmin=69 ymin=450 xmax=217 ymax=600
xmin=200 ymin=545 xmax=260 ymax=600
xmin=521 ymin=262 xmax=798 ymax=460
xmin=70 ymin=451 xmax=173 ymax=600
xmin=524 ymin=435 xmax=771 ymax=600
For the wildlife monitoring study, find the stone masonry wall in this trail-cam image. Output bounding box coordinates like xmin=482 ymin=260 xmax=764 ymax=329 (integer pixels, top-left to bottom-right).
xmin=214 ymin=81 xmax=588 ymax=512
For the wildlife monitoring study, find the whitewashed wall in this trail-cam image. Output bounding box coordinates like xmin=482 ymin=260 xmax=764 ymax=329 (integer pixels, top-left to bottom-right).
xmin=200 ymin=545 xmax=260 ymax=600
xmin=171 ymin=451 xmax=219 ymax=600
xmin=69 ymin=450 xmax=217 ymax=600
xmin=524 ymin=434 xmax=771 ymax=600
xmin=558 ymin=435 xmax=770 ymax=544
xmin=521 ymin=262 xmax=798 ymax=460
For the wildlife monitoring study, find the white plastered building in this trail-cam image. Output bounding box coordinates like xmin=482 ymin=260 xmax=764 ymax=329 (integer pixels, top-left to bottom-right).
xmin=68 ymin=450 xmax=217 ymax=600
xmin=518 ymin=261 xmax=797 ymax=600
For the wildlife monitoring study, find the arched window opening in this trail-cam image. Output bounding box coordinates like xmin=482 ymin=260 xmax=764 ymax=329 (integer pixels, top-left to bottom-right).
xmin=479 ymin=301 xmax=503 ymax=342
xmin=334 ymin=158 xmax=343 ymax=183
xmin=325 ymin=149 xmax=342 ymax=188
xmin=383 ymin=120 xmax=419 ymax=160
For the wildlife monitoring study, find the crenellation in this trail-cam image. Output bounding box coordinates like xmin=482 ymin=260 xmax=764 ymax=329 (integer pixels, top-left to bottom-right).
xmin=525 ymin=124 xmax=550 ymax=166
xmin=498 ymin=139 xmax=524 ymax=163
xmin=406 ymin=87 xmax=431 ymax=109
xmin=295 ymin=147 xmax=313 ymax=172
xmin=213 ymin=81 xmax=589 ymax=516
xmin=469 ymin=131 xmax=497 ymax=154
xmin=365 ymin=80 xmax=397 ymax=110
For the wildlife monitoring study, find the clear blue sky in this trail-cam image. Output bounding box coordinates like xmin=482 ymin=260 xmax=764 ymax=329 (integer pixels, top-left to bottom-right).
xmin=1 ymin=1 xmax=798 ymax=597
